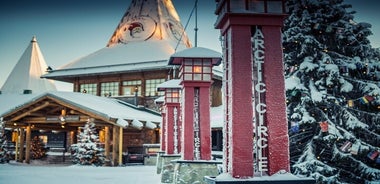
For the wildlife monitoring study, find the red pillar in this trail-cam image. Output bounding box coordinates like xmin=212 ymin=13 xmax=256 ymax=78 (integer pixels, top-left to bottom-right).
xmin=225 ymin=25 xmax=254 ymax=178
xmin=165 ymin=104 xmax=181 ymax=154
xmin=215 ymin=5 xmax=289 ymax=178
xmin=181 ymin=82 xmax=212 ymax=160
xmin=262 ymin=26 xmax=290 ymax=175
xmin=160 ymin=109 xmax=166 ymax=152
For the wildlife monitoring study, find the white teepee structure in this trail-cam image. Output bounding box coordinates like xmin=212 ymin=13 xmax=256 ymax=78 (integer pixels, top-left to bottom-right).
xmin=107 ymin=0 xmax=192 ymax=48
xmin=1 ymin=36 xmax=56 ymax=94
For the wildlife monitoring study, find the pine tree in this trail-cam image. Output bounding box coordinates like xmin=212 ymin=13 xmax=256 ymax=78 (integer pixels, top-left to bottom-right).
xmin=71 ymin=118 xmax=105 ymax=166
xmin=31 ymin=136 xmax=46 ymax=159
xmin=0 ymin=117 xmax=9 ymax=163
xmin=283 ymin=0 xmax=380 ymax=183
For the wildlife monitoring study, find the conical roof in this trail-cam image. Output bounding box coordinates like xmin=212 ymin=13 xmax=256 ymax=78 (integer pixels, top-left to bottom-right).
xmin=1 ymin=36 xmax=57 ymax=94
xmin=44 ymin=0 xmax=192 ymax=80
xmin=107 ymin=0 xmax=191 ymax=48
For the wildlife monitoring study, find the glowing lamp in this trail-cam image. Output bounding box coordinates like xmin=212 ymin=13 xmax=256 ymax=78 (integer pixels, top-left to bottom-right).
xmin=157 ymin=79 xmax=181 ymax=104
xmin=168 ymin=47 xmax=222 ymax=82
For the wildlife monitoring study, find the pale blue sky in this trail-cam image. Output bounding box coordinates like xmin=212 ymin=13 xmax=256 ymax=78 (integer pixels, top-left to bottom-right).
xmin=0 ymin=0 xmax=378 ymax=91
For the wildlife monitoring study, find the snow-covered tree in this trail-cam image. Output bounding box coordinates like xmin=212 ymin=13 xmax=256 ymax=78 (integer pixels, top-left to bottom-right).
xmin=71 ymin=118 xmax=105 ymax=166
xmin=31 ymin=136 xmax=46 ymax=159
xmin=0 ymin=117 xmax=9 ymax=163
xmin=283 ymin=0 xmax=380 ymax=183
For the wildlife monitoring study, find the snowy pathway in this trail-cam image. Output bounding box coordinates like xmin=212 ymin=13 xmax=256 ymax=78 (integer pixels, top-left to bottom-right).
xmin=0 ymin=162 xmax=160 ymax=184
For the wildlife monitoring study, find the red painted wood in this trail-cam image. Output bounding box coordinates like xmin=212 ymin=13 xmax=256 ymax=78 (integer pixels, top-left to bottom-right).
xmin=227 ymin=25 xmax=254 ymax=178
xmin=165 ymin=105 xmax=175 ymax=154
xmin=160 ymin=110 xmax=166 ymax=152
xmin=262 ymin=26 xmax=290 ymax=175
xmin=199 ymin=86 xmax=212 ymax=160
xmin=164 ymin=103 xmax=181 ymax=154
xmin=181 ymin=85 xmax=195 ymax=160
xmin=181 ymin=81 xmax=213 ymax=161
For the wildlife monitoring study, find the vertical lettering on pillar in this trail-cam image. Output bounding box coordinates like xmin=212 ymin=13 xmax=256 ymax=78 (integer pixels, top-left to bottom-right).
xmin=221 ymin=34 xmax=231 ymax=173
xmin=194 ymin=87 xmax=201 ymax=160
xmin=226 ymin=32 xmax=233 ymax=173
xmin=252 ymin=26 xmax=268 ymax=174
xmin=174 ymin=107 xmax=179 ymax=154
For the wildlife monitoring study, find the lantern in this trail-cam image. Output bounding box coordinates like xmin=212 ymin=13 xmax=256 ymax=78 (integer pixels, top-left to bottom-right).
xmin=168 ymin=47 xmax=222 ymax=83
xmin=215 ymin=0 xmax=286 ymax=16
xmin=157 ymin=79 xmax=182 ymax=104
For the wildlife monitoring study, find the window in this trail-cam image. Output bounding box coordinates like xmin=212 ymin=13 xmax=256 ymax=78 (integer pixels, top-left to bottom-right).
xmin=122 ymin=80 xmax=142 ymax=96
xmin=145 ymin=78 xmax=165 ymax=97
xmin=100 ymin=82 xmax=119 ymax=97
xmin=80 ymin=83 xmax=97 ymax=95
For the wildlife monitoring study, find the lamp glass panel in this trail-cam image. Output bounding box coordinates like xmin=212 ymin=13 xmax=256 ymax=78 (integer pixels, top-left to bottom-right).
xmin=184 ymin=59 xmax=192 ymax=65
xmin=267 ymin=1 xmax=283 ymax=13
xmin=203 ymin=66 xmax=211 ymax=73
xmin=230 ymin=0 xmax=245 ymax=12
xmin=194 ymin=74 xmax=202 ymax=80
xmin=193 ymin=66 xmax=202 ymax=73
xmin=184 ymin=66 xmax=193 ymax=72
xmin=194 ymin=59 xmax=202 ymax=65
xmin=249 ymin=0 xmax=265 ymax=13
xmin=203 ymin=74 xmax=211 ymax=81
xmin=184 ymin=74 xmax=192 ymax=80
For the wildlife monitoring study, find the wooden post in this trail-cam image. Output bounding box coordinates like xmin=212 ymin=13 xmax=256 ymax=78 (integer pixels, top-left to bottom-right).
xmin=104 ymin=126 xmax=110 ymax=163
xmin=14 ymin=130 xmax=19 ymax=161
xmin=18 ymin=128 xmax=25 ymax=162
xmin=112 ymin=126 xmax=119 ymax=166
xmin=118 ymin=127 xmax=123 ymax=166
xmin=25 ymin=125 xmax=31 ymax=164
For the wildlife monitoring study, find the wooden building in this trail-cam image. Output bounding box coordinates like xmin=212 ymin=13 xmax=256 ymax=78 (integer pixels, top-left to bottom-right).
xmin=42 ymin=0 xmax=223 ymax=110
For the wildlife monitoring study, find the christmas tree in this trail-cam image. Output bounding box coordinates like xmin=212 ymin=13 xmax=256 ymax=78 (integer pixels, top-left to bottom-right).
xmin=283 ymin=0 xmax=380 ymax=183
xmin=71 ymin=118 xmax=105 ymax=166
xmin=31 ymin=136 xmax=46 ymax=159
xmin=0 ymin=117 xmax=9 ymax=163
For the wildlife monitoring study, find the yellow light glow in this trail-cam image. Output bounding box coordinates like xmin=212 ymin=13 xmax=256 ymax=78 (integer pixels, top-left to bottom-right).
xmin=193 ymin=66 xmax=202 ymax=73
xmin=61 ymin=109 xmax=66 ymax=116
xmin=172 ymin=92 xmax=179 ymax=98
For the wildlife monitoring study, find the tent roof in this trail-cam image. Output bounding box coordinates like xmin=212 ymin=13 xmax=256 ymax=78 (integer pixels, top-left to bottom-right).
xmin=0 ymin=91 xmax=161 ymax=129
xmin=42 ymin=0 xmax=192 ymax=80
xmin=1 ymin=36 xmax=56 ymax=94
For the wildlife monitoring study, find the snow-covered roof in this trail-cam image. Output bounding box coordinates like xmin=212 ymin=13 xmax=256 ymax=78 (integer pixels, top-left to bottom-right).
xmin=43 ymin=0 xmax=192 ymax=79
xmin=156 ymin=79 xmax=181 ymax=91
xmin=168 ymin=47 xmax=223 ymax=66
xmin=1 ymin=36 xmax=56 ymax=94
xmin=0 ymin=91 xmax=161 ymax=128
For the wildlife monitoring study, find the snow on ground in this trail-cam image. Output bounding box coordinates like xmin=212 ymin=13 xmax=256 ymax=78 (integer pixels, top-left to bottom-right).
xmin=0 ymin=161 xmax=160 ymax=184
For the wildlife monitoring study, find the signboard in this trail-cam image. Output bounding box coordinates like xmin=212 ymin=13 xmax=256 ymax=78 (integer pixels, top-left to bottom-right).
xmin=46 ymin=115 xmax=80 ymax=122
xmin=252 ymin=27 xmax=268 ymax=173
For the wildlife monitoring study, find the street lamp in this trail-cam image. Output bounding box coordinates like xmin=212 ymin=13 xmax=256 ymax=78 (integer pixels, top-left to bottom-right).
xmin=215 ymin=0 xmax=285 ymax=14
xmin=134 ymin=86 xmax=139 ymax=106
xmin=169 ymin=47 xmax=221 ymax=83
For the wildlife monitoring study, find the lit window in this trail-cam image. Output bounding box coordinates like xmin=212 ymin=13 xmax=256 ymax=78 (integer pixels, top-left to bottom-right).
xmin=146 ymin=79 xmax=165 ymax=97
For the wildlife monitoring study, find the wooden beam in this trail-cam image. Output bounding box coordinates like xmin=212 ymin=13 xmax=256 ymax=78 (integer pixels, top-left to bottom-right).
xmin=10 ymin=102 xmax=50 ymax=121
